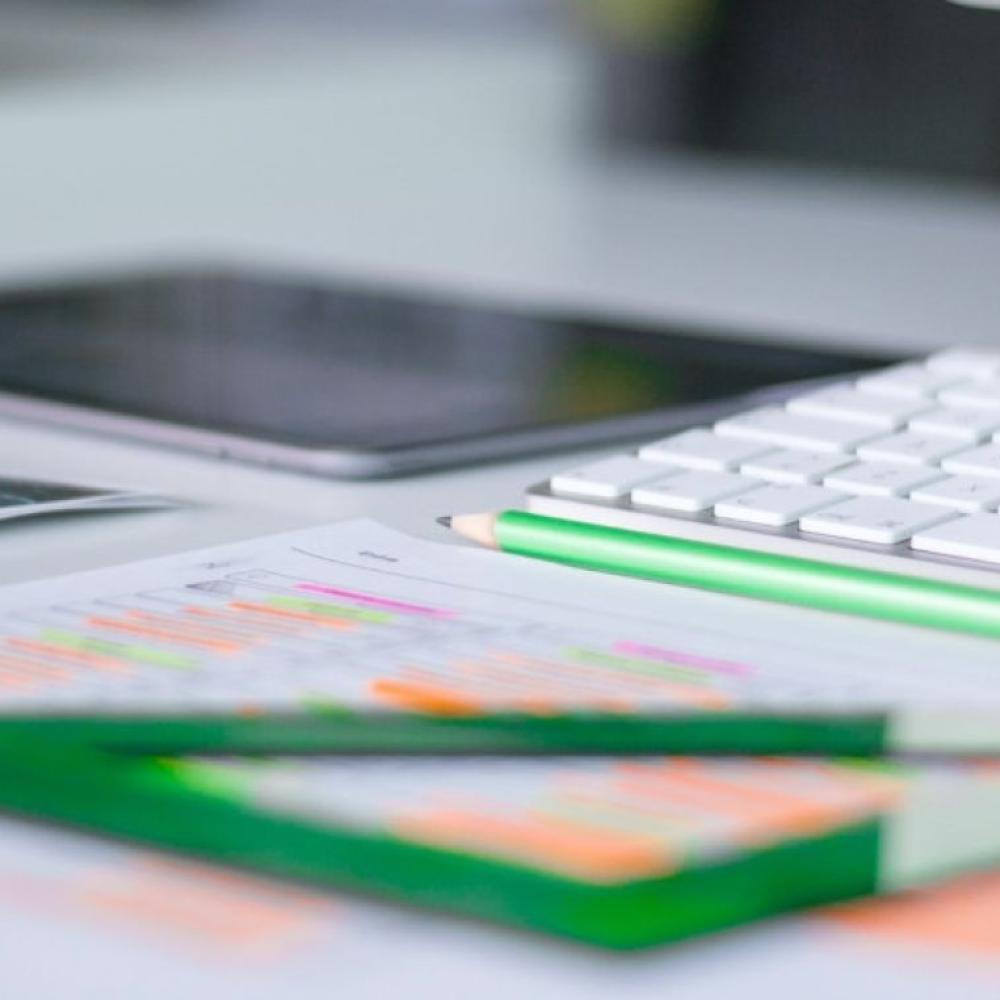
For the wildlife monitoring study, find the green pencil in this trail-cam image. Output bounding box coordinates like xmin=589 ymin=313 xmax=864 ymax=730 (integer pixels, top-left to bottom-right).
xmin=441 ymin=510 xmax=1000 ymax=640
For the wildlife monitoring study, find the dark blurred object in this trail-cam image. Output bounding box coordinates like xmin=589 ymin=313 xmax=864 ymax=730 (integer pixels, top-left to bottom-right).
xmin=591 ymin=0 xmax=1000 ymax=182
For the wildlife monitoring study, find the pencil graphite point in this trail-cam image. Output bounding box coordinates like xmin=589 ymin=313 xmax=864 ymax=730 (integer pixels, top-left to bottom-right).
xmin=436 ymin=516 xmax=453 ymax=528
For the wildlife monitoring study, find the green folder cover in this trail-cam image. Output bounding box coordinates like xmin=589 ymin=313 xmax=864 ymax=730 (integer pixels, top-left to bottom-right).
xmin=2 ymin=739 xmax=1000 ymax=949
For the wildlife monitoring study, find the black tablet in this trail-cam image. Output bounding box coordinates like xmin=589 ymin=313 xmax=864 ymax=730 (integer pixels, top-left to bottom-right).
xmin=0 ymin=268 xmax=892 ymax=478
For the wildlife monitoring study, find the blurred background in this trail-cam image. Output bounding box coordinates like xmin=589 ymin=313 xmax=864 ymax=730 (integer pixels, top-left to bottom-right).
xmin=3 ymin=0 xmax=1000 ymax=352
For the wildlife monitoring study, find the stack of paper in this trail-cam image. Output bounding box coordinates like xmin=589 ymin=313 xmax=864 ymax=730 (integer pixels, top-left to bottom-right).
xmin=4 ymin=743 xmax=1000 ymax=948
xmin=0 ymin=520 xmax=998 ymax=755
xmin=2 ymin=520 xmax=1000 ymax=958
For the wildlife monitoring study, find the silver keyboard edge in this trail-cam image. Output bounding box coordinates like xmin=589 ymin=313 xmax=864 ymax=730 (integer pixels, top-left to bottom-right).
xmin=525 ymin=484 xmax=1000 ymax=593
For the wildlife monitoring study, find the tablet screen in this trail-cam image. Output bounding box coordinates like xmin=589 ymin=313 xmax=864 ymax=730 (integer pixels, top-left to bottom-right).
xmin=0 ymin=271 xmax=887 ymax=452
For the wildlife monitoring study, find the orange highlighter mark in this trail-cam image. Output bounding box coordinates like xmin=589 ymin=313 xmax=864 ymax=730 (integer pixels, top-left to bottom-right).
xmin=611 ymin=764 xmax=858 ymax=837
xmin=392 ymin=808 xmax=669 ymax=883
xmin=371 ymin=678 xmax=484 ymax=716
xmin=77 ymin=857 xmax=336 ymax=956
xmin=6 ymin=638 xmax=128 ymax=673
xmin=827 ymin=871 xmax=1000 ymax=957
xmin=227 ymin=602 xmax=354 ymax=631
xmin=86 ymin=616 xmax=242 ymax=653
xmin=0 ymin=654 xmax=69 ymax=681
xmin=126 ymin=611 xmax=261 ymax=648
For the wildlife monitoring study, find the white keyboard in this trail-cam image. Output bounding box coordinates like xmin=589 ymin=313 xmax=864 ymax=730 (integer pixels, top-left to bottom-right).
xmin=527 ymin=349 xmax=1000 ymax=591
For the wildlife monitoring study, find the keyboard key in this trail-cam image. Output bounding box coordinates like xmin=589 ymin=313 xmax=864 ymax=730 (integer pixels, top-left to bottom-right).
xmin=799 ymin=497 xmax=956 ymax=545
xmin=550 ymin=456 xmax=663 ymax=499
xmin=941 ymin=444 xmax=1000 ymax=480
xmin=715 ymin=408 xmax=879 ymax=454
xmin=822 ymin=462 xmax=942 ymax=498
xmin=740 ymin=449 xmax=853 ymax=485
xmin=637 ymin=429 xmax=771 ymax=471
xmin=926 ymin=348 xmax=1000 ymax=379
xmin=714 ymin=484 xmax=844 ymax=527
xmin=911 ymin=515 xmax=1000 ymax=565
xmin=908 ymin=406 xmax=1000 ymax=443
xmin=908 ymin=476 xmax=1000 ymax=513
xmin=939 ymin=380 xmax=1000 ymax=410
xmin=855 ymin=432 xmax=963 ymax=466
xmin=631 ymin=472 xmax=754 ymax=513
xmin=855 ymin=364 xmax=962 ymax=399
xmin=787 ymin=388 xmax=930 ymax=429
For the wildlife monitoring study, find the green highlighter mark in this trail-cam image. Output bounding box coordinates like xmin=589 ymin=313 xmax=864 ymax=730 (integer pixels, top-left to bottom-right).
xmin=265 ymin=596 xmax=391 ymax=624
xmin=567 ymin=647 xmax=710 ymax=684
xmin=299 ymin=695 xmax=352 ymax=716
xmin=158 ymin=758 xmax=255 ymax=800
xmin=40 ymin=629 xmax=196 ymax=669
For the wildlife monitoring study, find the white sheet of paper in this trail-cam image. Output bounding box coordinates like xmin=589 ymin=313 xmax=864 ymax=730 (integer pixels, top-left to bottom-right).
xmin=0 ymin=519 xmax=995 ymax=749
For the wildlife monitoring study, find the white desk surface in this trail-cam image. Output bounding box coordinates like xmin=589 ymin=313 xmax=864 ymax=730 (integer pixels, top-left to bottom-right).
xmin=2 ymin=20 xmax=1000 ymax=583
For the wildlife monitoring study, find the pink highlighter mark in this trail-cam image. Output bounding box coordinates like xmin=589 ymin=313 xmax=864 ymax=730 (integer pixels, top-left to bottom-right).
xmin=613 ymin=640 xmax=750 ymax=678
xmin=296 ymin=583 xmax=455 ymax=620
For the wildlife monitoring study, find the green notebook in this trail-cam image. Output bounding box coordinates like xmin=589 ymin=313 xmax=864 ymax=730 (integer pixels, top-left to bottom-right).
xmin=8 ymin=806 xmax=1000 ymax=998
xmin=0 ymin=519 xmax=998 ymax=755
xmin=2 ymin=738 xmax=1000 ymax=949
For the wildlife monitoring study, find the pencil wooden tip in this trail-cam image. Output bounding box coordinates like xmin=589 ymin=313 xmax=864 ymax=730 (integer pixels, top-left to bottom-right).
xmin=446 ymin=512 xmax=500 ymax=549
